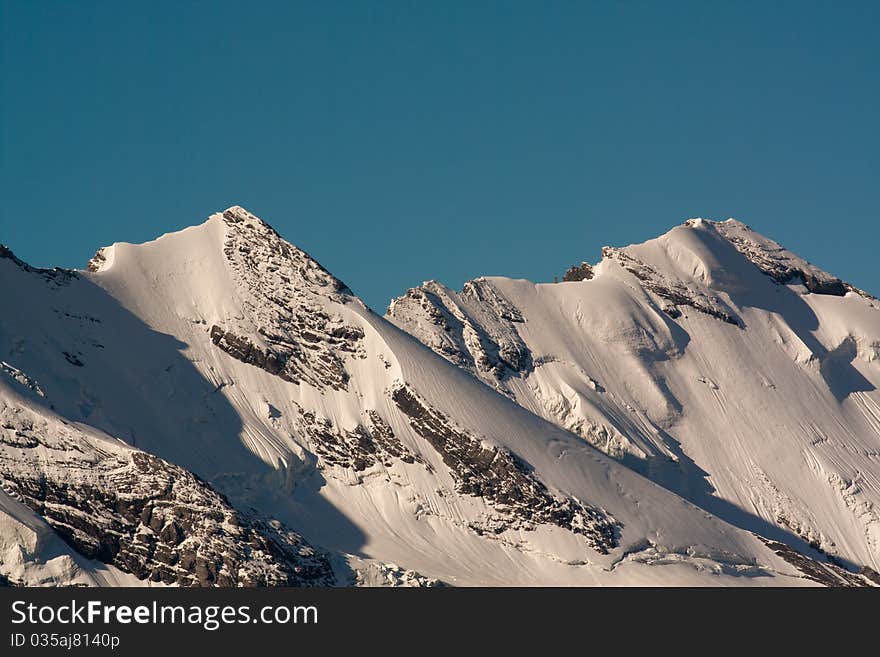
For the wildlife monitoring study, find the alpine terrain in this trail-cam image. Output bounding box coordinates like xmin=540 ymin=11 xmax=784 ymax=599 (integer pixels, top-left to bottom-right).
xmin=2 ymin=207 xmax=878 ymax=587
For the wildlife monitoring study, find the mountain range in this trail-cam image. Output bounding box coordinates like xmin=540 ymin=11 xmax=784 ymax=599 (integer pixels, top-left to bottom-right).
xmin=2 ymin=206 xmax=878 ymax=586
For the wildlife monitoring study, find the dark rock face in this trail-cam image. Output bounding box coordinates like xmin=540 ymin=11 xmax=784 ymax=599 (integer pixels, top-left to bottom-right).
xmin=220 ymin=206 xmax=352 ymax=295
xmin=209 ymin=325 xmax=293 ymax=382
xmin=0 ymin=402 xmax=335 ymax=587
xmin=860 ymin=566 xmax=880 ymax=586
xmin=562 ymin=262 xmax=594 ymax=282
xmin=798 ymin=273 xmax=848 ymax=296
xmin=390 ymin=286 xmax=477 ymax=371
xmin=711 ymin=221 xmax=869 ymax=298
xmin=365 ymin=410 xmax=426 ymax=467
xmin=86 ymin=248 xmax=107 ymax=272
xmin=725 ymin=235 xmax=848 ymax=295
xmin=387 ymin=281 xmax=531 ymax=382
xmin=207 ymin=207 xmax=365 ymax=391
xmin=391 ymin=385 xmax=619 ymax=554
xmin=209 ymin=321 xmax=361 ymax=391
xmin=604 ymin=247 xmax=742 ymax=326
xmin=295 ymin=405 xmax=425 ymax=473
xmin=458 ymin=279 xmax=531 ymax=378
xmin=758 ymin=538 xmax=876 ymax=587
xmin=460 ymin=279 xmax=524 ymax=323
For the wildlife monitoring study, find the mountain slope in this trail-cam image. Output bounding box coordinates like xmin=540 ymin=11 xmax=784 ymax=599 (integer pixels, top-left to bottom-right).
xmin=387 ymin=218 xmax=880 ymax=575
xmin=1 ymin=208 xmax=873 ymax=586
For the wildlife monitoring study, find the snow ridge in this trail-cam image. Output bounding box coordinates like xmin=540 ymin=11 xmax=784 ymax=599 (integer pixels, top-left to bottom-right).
xmin=388 ymin=216 xmax=880 ymax=576
xmin=3 ymin=207 xmax=878 ymax=587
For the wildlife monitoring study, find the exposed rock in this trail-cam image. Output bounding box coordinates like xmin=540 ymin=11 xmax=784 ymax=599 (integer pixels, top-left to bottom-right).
xmin=365 ymin=410 xmax=424 ymax=467
xmin=86 ymin=248 xmax=108 ymax=273
xmin=758 ymin=537 xmax=876 ymax=587
xmin=562 ymin=262 xmax=594 ymax=282
xmin=603 ymin=246 xmax=742 ymax=326
xmin=387 ymin=280 xmax=531 ymax=382
xmin=294 ymin=405 xmax=424 ymax=474
xmin=391 ymin=385 xmax=618 ymax=553
xmin=210 ymin=325 xmax=292 ymax=382
xmin=460 ymin=278 xmax=524 ymax=323
xmin=712 ymin=219 xmax=871 ymax=298
xmin=353 ymin=561 xmax=446 ymax=587
xmin=859 ymin=566 xmax=880 ymax=586
xmin=207 ymin=207 xmax=365 ymax=391
xmin=0 ymin=401 xmax=335 ymax=587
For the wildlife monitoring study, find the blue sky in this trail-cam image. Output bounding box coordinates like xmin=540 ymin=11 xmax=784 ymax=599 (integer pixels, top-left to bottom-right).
xmin=2 ymin=1 xmax=878 ymax=311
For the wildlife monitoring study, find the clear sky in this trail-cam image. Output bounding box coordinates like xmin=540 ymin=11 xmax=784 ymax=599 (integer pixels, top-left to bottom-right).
xmin=2 ymin=1 xmax=878 ymax=311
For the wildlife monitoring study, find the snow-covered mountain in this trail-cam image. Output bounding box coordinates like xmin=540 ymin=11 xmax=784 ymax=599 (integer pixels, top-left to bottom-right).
xmin=1 ymin=207 xmax=877 ymax=586
xmin=388 ymin=218 xmax=880 ymax=578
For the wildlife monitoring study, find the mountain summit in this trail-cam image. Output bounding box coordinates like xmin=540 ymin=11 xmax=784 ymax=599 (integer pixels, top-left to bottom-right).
xmin=2 ymin=208 xmax=878 ymax=586
xmin=389 ymin=217 xmax=880 ymax=576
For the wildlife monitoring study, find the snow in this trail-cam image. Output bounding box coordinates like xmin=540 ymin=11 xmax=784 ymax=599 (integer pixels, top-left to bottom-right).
xmin=1 ymin=208 xmax=875 ymax=586
xmin=389 ymin=217 xmax=880 ymax=574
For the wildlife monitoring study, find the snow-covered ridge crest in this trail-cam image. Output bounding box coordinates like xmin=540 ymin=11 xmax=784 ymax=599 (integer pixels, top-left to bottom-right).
xmin=1 ymin=243 xmax=76 ymax=286
xmin=4 ymin=207 xmax=879 ymax=586
xmin=388 ymin=215 xmax=880 ymax=575
xmin=86 ymin=206 xmax=368 ymax=392
xmin=707 ymin=218 xmax=874 ymax=299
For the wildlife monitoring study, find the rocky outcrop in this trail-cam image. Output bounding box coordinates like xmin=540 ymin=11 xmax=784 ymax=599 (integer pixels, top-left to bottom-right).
xmin=758 ymin=538 xmax=876 ymax=587
xmin=860 ymin=566 xmax=880 ymax=586
xmin=391 ymin=385 xmax=619 ymax=554
xmin=0 ymin=401 xmax=335 ymax=587
xmin=712 ymin=219 xmax=871 ymax=298
xmin=387 ymin=280 xmax=531 ymax=382
xmin=86 ymin=248 xmax=108 ymax=272
xmin=351 ymin=561 xmax=446 ymax=587
xmin=604 ymin=246 xmax=742 ymax=326
xmin=387 ymin=285 xmax=476 ymax=371
xmin=562 ymin=262 xmax=594 ymax=282
xmin=295 ymin=405 xmax=425 ymax=474
xmin=210 ymin=325 xmax=293 ymax=382
xmin=208 ymin=207 xmax=365 ymax=391
xmin=460 ymin=279 xmax=524 ymax=323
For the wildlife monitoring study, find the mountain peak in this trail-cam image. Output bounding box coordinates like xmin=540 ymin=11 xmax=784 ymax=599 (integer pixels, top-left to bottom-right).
xmin=223 ymin=204 xmax=253 ymax=216
xmin=683 ymin=217 xmax=709 ymax=229
xmin=709 ymin=217 xmax=861 ymax=297
xmin=215 ymin=206 xmax=353 ymax=298
xmin=682 ymin=217 xmax=749 ymax=231
xmin=85 ymin=206 xmax=352 ymax=295
xmin=619 ymin=216 xmax=872 ymax=299
xmin=218 ymin=205 xmax=279 ymax=235
xmin=5 ymin=205 xmax=880 ymax=586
